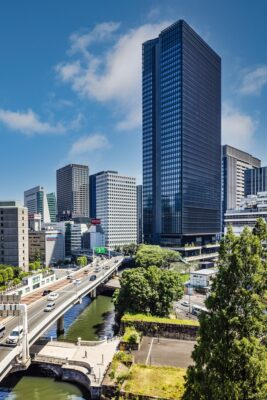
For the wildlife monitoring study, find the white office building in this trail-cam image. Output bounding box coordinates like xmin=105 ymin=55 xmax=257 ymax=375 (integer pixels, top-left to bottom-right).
xmin=82 ymin=224 xmax=106 ymax=250
xmin=0 ymin=201 xmax=28 ymax=271
xmin=96 ymin=171 xmax=137 ymax=248
xmin=224 ymin=191 xmax=267 ymax=235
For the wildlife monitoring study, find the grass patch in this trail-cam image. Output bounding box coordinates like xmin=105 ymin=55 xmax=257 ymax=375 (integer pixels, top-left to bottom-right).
xmin=122 ymin=313 xmax=199 ymax=326
xmin=122 ymin=364 xmax=186 ymax=399
xmin=108 ymin=351 xmax=133 ymax=383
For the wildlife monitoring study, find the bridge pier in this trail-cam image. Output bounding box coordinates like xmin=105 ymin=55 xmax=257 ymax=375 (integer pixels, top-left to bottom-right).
xmin=57 ymin=315 xmax=64 ymax=335
xmin=90 ymin=288 xmax=96 ymax=299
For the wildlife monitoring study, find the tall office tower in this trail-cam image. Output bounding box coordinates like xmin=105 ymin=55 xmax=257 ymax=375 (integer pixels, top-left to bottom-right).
xmin=143 ymin=20 xmax=221 ymax=246
xmin=0 ymin=201 xmax=28 ymax=271
xmin=244 ymin=167 xmax=267 ymax=196
xmin=57 ymin=164 xmax=89 ymax=222
xmin=95 ymin=171 xmax=137 ymax=247
xmin=89 ymin=171 xmax=117 ymax=219
xmin=24 ymin=186 xmax=51 ymax=223
xmin=136 ymin=185 xmax=143 ymax=244
xmin=222 ymin=145 xmax=261 ymax=212
xmin=46 ymin=193 xmax=57 ymax=222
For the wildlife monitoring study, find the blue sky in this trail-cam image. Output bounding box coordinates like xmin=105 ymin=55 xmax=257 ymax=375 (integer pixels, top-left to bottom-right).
xmin=1 ymin=0 xmax=267 ymax=201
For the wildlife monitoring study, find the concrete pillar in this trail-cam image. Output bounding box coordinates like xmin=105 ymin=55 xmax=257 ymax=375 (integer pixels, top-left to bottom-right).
xmin=91 ymin=288 xmax=96 ymax=299
xmin=57 ymin=315 xmax=64 ymax=335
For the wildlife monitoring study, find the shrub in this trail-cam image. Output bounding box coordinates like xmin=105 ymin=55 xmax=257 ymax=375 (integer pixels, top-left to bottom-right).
xmin=122 ymin=327 xmax=141 ymax=344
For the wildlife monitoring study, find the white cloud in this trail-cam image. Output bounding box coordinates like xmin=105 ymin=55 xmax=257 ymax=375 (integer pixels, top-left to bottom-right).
xmin=222 ymin=102 xmax=257 ymax=149
xmin=56 ymin=21 xmax=171 ymax=131
xmin=69 ymin=133 xmax=110 ymax=156
xmin=239 ymin=65 xmax=267 ymax=95
xmin=0 ymin=108 xmax=66 ymax=135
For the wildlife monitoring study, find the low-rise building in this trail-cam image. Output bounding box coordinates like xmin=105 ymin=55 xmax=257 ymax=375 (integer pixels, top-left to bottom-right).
xmin=190 ymin=269 xmax=217 ymax=288
xmin=224 ymin=191 xmax=267 ymax=235
xmin=29 ymin=228 xmax=65 ymax=266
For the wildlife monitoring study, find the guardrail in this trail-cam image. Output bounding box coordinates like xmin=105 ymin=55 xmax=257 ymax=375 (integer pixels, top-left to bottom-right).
xmin=28 ymin=258 xmax=122 ymax=345
xmin=0 ymin=257 xmax=122 ymax=383
xmin=33 ymin=354 xmax=92 ymax=374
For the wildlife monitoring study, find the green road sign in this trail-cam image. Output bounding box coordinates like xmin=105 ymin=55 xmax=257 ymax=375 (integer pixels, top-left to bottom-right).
xmin=94 ymin=247 xmax=108 ymax=254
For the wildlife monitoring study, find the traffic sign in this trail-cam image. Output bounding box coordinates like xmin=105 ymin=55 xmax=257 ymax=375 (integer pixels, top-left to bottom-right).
xmin=94 ymin=247 xmax=107 ymax=254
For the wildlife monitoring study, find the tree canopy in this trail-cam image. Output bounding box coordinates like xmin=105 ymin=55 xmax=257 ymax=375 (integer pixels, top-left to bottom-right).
xmin=76 ymin=256 xmax=87 ymax=267
xmin=183 ymin=224 xmax=267 ymax=400
xmin=114 ymin=266 xmax=184 ymax=317
xmin=135 ymin=245 xmax=180 ymax=269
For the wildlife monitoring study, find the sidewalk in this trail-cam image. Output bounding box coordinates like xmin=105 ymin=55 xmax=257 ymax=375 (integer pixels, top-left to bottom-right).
xmin=36 ymin=338 xmax=119 ymax=385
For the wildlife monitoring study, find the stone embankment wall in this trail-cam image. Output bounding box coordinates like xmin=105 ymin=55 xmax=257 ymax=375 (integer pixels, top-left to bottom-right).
xmin=120 ymin=320 xmax=198 ymax=340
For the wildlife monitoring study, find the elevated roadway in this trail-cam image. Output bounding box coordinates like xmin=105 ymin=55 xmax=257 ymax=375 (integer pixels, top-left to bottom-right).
xmin=0 ymin=255 xmax=123 ymax=381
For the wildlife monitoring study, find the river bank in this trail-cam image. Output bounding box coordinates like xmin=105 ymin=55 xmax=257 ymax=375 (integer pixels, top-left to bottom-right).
xmin=0 ymin=294 xmax=116 ymax=399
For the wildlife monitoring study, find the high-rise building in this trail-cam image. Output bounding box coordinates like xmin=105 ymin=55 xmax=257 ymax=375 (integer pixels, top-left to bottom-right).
xmin=46 ymin=192 xmax=57 ymax=222
xmin=143 ymin=20 xmax=221 ymax=246
xmin=89 ymin=171 xmax=117 ymax=219
xmin=0 ymin=201 xmax=28 ymax=271
xmin=95 ymin=171 xmax=137 ymax=247
xmin=24 ymin=186 xmax=51 ymax=223
xmin=222 ymin=145 xmax=261 ymax=212
xmin=56 ymin=164 xmax=89 ymax=222
xmin=136 ymin=185 xmax=143 ymax=244
xmin=245 ymin=167 xmax=267 ymax=196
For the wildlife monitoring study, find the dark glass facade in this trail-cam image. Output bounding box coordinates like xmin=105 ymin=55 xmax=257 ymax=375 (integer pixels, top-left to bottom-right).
xmin=245 ymin=167 xmax=267 ymax=196
xmin=143 ymin=20 xmax=221 ymax=246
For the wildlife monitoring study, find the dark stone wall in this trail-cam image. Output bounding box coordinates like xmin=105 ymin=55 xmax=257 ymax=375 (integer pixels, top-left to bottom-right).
xmin=120 ymin=320 xmax=198 ymax=340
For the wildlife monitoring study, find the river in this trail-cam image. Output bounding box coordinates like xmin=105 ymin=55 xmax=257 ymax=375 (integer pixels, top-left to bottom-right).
xmin=0 ymin=294 xmax=116 ymax=399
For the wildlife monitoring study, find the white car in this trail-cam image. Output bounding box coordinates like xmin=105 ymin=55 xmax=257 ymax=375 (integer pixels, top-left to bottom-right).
xmin=44 ymin=302 xmax=56 ymax=312
xmin=6 ymin=326 xmax=23 ymax=345
xmin=181 ymin=300 xmax=190 ymax=307
xmin=47 ymin=292 xmax=59 ymax=301
xmin=74 ymin=278 xmax=82 ymax=285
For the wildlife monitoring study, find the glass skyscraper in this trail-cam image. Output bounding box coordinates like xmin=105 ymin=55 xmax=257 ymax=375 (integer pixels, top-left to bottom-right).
xmin=143 ymin=20 xmax=221 ymax=246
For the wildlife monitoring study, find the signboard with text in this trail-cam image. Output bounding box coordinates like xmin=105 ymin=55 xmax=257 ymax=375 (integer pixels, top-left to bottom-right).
xmin=94 ymin=247 xmax=107 ymax=254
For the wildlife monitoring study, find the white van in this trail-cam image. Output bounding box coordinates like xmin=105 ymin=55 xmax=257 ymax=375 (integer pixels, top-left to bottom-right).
xmin=6 ymin=326 xmax=23 ymax=345
xmin=0 ymin=324 xmax=6 ymax=339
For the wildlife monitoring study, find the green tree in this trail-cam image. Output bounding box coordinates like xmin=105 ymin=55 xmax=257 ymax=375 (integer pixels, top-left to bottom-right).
xmin=12 ymin=278 xmax=21 ymax=286
xmin=135 ymin=245 xmax=180 ymax=269
xmin=114 ymin=266 xmax=183 ymax=317
xmin=135 ymin=245 xmax=166 ymax=268
xmin=253 ymin=217 xmax=267 ymax=241
xmin=5 ymin=267 xmax=14 ymax=280
xmin=183 ymin=225 xmax=267 ymax=400
xmin=0 ymin=269 xmax=8 ymax=284
xmin=76 ymin=256 xmax=87 ymax=267
xmin=122 ymin=243 xmax=138 ymax=256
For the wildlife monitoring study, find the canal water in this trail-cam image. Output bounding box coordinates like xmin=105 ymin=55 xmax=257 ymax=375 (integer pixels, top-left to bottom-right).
xmin=0 ymin=294 xmax=116 ymax=399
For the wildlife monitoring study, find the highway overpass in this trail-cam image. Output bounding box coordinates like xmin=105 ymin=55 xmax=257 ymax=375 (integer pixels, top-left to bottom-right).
xmin=0 ymin=255 xmax=123 ymax=382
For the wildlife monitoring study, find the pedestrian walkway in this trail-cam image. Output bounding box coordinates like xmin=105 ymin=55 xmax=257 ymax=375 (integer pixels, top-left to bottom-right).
xmin=34 ymin=338 xmax=120 ymax=385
